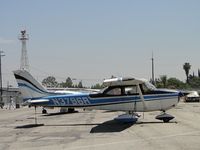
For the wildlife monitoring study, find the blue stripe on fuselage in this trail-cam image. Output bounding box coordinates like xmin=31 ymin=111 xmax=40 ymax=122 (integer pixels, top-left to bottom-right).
xmin=41 ymin=93 xmax=178 ymax=107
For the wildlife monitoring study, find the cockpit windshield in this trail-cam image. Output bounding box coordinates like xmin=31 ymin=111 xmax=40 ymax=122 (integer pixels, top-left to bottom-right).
xmin=144 ymin=81 xmax=156 ymax=91
xmin=99 ymin=87 xmax=108 ymax=94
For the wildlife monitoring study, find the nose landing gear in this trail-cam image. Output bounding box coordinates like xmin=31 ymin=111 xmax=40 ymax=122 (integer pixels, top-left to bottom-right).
xmin=155 ymin=111 xmax=174 ymax=123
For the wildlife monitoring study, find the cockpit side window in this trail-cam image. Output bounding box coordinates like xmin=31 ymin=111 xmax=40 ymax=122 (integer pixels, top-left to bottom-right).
xmin=105 ymin=87 xmax=122 ymax=96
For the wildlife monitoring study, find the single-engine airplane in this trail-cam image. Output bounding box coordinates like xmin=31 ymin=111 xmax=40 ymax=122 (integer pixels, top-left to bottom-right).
xmin=14 ymin=70 xmax=182 ymax=123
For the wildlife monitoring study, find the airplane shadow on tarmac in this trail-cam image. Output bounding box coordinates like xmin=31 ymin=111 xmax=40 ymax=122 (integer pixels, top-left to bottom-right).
xmin=15 ymin=120 xmax=177 ymax=131
xmin=90 ymin=120 xmax=134 ymax=133
xmin=14 ymin=119 xmax=133 ymax=132
xmin=90 ymin=120 xmax=177 ymax=133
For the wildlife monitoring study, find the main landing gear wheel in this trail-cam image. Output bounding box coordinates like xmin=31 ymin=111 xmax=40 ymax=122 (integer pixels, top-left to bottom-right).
xmin=60 ymin=108 xmax=75 ymax=113
xmin=68 ymin=108 xmax=75 ymax=113
xmin=42 ymin=108 xmax=47 ymax=114
xmin=114 ymin=114 xmax=138 ymax=123
xmin=114 ymin=111 xmax=141 ymax=123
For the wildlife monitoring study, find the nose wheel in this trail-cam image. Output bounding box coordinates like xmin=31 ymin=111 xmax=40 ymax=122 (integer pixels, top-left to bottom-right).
xmin=155 ymin=111 xmax=174 ymax=123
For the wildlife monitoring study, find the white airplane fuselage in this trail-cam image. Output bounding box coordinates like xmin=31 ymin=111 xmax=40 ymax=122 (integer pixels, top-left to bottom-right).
xmin=13 ymin=70 xmax=180 ymax=113
xmin=29 ymin=89 xmax=179 ymax=112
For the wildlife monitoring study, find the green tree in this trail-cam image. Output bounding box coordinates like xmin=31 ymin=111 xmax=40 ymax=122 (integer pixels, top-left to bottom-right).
xmin=78 ymin=81 xmax=83 ymax=88
xmin=183 ymin=62 xmax=191 ymax=83
xmin=155 ymin=78 xmax=162 ymax=88
xmin=91 ymin=83 xmax=103 ymax=89
xmin=66 ymin=77 xmax=73 ymax=87
xmin=42 ymin=76 xmax=58 ymax=88
xmin=160 ymin=75 xmax=167 ymax=88
xmin=188 ymin=76 xmax=200 ymax=89
xmin=59 ymin=77 xmax=74 ymax=88
xmin=155 ymin=76 xmax=167 ymax=88
xmin=167 ymin=77 xmax=186 ymax=89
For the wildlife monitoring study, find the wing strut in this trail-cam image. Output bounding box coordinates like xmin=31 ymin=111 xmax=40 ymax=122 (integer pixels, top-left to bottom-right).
xmin=137 ymin=84 xmax=147 ymax=111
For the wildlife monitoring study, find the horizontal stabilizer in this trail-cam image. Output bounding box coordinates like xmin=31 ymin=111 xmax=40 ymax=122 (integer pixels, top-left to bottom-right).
xmin=22 ymin=99 xmax=49 ymax=106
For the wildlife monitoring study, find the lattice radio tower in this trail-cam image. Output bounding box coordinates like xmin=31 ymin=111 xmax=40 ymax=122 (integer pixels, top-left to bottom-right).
xmin=19 ymin=30 xmax=29 ymax=71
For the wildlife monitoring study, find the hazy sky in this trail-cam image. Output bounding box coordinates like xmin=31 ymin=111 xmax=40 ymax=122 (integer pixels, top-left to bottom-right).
xmin=0 ymin=0 xmax=200 ymax=87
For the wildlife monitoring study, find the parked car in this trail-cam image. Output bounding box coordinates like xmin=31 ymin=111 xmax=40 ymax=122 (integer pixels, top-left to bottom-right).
xmin=185 ymin=91 xmax=200 ymax=102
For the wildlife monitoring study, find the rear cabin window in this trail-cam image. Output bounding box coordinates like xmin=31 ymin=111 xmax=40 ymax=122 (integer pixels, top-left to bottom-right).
xmin=125 ymin=86 xmax=139 ymax=95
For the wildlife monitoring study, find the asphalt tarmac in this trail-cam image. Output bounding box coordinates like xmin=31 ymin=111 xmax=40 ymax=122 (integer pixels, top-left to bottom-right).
xmin=0 ymin=102 xmax=200 ymax=150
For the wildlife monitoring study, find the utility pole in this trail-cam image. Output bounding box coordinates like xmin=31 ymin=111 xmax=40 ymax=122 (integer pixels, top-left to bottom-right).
xmin=151 ymin=52 xmax=155 ymax=85
xmin=0 ymin=50 xmax=5 ymax=108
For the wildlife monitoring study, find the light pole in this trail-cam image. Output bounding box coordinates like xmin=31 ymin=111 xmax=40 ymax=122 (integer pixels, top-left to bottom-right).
xmin=0 ymin=51 xmax=5 ymax=108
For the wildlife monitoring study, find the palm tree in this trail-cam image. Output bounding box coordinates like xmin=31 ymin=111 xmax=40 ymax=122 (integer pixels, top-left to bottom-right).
xmin=183 ymin=62 xmax=191 ymax=83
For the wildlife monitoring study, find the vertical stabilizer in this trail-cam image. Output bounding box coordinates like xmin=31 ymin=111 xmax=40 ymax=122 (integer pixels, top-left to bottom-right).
xmin=13 ymin=70 xmax=49 ymax=101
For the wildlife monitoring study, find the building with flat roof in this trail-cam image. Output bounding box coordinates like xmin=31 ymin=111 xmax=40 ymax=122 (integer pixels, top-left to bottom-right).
xmin=1 ymin=87 xmax=22 ymax=109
